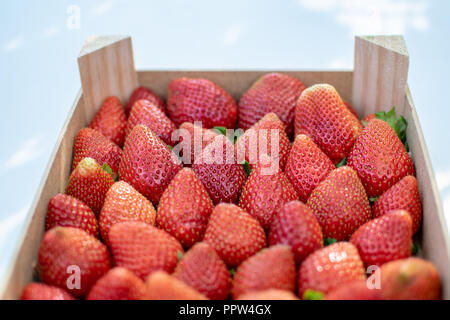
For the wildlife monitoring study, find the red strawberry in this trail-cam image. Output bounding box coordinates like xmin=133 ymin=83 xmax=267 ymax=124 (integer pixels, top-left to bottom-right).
xmin=238 ymin=73 xmax=306 ymax=136
xmin=306 ymin=166 xmax=371 ymax=240
xmin=126 ymin=99 xmax=177 ymax=146
xmin=298 ymin=242 xmax=366 ymax=297
xmin=238 ymin=165 xmax=297 ymax=230
xmin=295 ymin=84 xmax=363 ymax=163
xmin=362 ymin=113 xmax=376 ymax=124
xmin=177 ymin=122 xmax=218 ymax=165
xmin=269 ymin=201 xmax=323 ymax=264
xmin=157 ymin=168 xmax=214 ymax=247
xmin=285 ymin=134 xmax=335 ymax=202
xmin=108 ymin=221 xmax=183 ymax=280
xmin=38 ymin=227 xmax=111 ymax=297
xmin=380 ymin=257 xmax=441 ymax=300
xmin=343 ymin=101 xmax=359 ymax=119
xmin=235 ymin=113 xmax=291 ymax=170
xmin=232 ymin=245 xmax=296 ymax=299
xmin=119 ymin=124 xmax=182 ymax=205
xmin=66 ymin=157 xmax=114 ymax=216
xmin=86 ymin=267 xmax=146 ymax=300
xmin=72 ymin=127 xmax=122 ymax=175
xmin=373 ymin=175 xmax=422 ymax=234
xmin=168 ymin=78 xmax=238 ymax=128
xmin=192 ymin=135 xmax=247 ymax=204
xmin=127 ymin=86 xmax=166 ymax=115
xmin=89 ymin=96 xmax=127 ymax=147
xmin=237 ymin=289 xmax=299 ymax=300
xmin=21 ymin=283 xmax=76 ymax=300
xmin=347 ymin=119 xmax=415 ymax=197
xmin=144 ymin=271 xmax=208 ymax=300
xmin=325 ymin=280 xmax=382 ymax=300
xmin=350 ymin=210 xmax=412 ymax=267
xmin=203 ymin=203 xmax=267 ymax=267
xmin=173 ymin=242 xmax=231 ymax=300
xmin=99 ymin=181 xmax=156 ymax=244
xmin=46 ymin=194 xmax=99 ymax=238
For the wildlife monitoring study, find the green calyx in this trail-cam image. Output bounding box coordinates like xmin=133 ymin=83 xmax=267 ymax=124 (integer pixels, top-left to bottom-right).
xmin=229 ymin=268 xmax=236 ymax=277
xmin=324 ymin=238 xmax=337 ymax=246
xmin=213 ymin=126 xmax=227 ymax=136
xmin=177 ymin=251 xmax=183 ymax=261
xmin=412 ymin=241 xmax=419 ymax=255
xmin=336 ymin=157 xmax=347 ymax=168
xmin=303 ymin=289 xmax=325 ymax=300
xmin=368 ymin=196 xmax=379 ymax=204
xmin=102 ymin=163 xmax=118 ymax=181
xmin=375 ymin=107 xmax=409 ymax=151
xmin=242 ymin=160 xmax=251 ymax=176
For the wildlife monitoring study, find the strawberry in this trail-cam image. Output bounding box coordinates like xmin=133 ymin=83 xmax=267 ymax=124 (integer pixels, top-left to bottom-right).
xmin=232 ymin=245 xmax=296 ymax=299
xmin=269 ymin=201 xmax=323 ymax=264
xmin=373 ymin=175 xmax=422 ymax=234
xmin=144 ymin=271 xmax=208 ymax=300
xmin=298 ymin=242 xmax=366 ymax=297
xmin=168 ymin=77 xmax=237 ymax=128
xmin=343 ymin=101 xmax=359 ymax=119
xmin=108 ymin=221 xmax=183 ymax=280
xmin=38 ymin=227 xmax=111 ymax=297
xmin=380 ymin=257 xmax=441 ymax=300
xmin=235 ymin=113 xmax=291 ymax=170
xmin=306 ymin=166 xmax=371 ymax=240
xmin=362 ymin=113 xmax=376 ymax=124
xmin=238 ymin=165 xmax=297 ymax=230
xmin=203 ymin=203 xmax=267 ymax=267
xmin=72 ymin=127 xmax=122 ymax=175
xmin=238 ymin=73 xmax=306 ymax=136
xmin=192 ymin=135 xmax=247 ymax=204
xmin=347 ymin=119 xmax=415 ymax=197
xmin=126 ymin=99 xmax=177 ymax=146
xmin=21 ymin=283 xmax=76 ymax=300
xmin=127 ymin=86 xmax=166 ymax=115
xmin=99 ymin=181 xmax=156 ymax=244
xmin=285 ymin=134 xmax=335 ymax=202
xmin=295 ymin=84 xmax=363 ymax=163
xmin=66 ymin=157 xmax=114 ymax=216
xmin=237 ymin=289 xmax=299 ymax=300
xmin=157 ymin=168 xmax=214 ymax=247
xmin=89 ymin=96 xmax=127 ymax=147
xmin=350 ymin=210 xmax=412 ymax=267
xmin=119 ymin=124 xmax=182 ymax=205
xmin=86 ymin=267 xmax=146 ymax=300
xmin=177 ymin=122 xmax=218 ymax=165
xmin=325 ymin=280 xmax=382 ymax=300
xmin=173 ymin=242 xmax=231 ymax=300
xmin=46 ymin=194 xmax=99 ymax=238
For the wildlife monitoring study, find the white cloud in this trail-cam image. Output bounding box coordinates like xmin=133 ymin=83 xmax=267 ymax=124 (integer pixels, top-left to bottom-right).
xmin=0 ymin=204 xmax=30 ymax=250
xmin=223 ymin=25 xmax=243 ymax=46
xmin=2 ymin=36 xmax=24 ymax=52
xmin=90 ymin=1 xmax=113 ymax=16
xmin=4 ymin=135 xmax=45 ymax=170
xmin=42 ymin=26 xmax=61 ymax=39
xmin=297 ymin=0 xmax=429 ymax=35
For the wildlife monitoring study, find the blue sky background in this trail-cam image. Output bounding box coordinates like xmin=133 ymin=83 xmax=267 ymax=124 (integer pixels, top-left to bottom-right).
xmin=0 ymin=0 xmax=449 ymax=281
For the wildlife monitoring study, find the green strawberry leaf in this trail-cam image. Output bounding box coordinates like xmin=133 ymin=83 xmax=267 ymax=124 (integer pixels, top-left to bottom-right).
xmin=233 ymin=128 xmax=243 ymax=144
xmin=361 ymin=120 xmax=369 ymax=127
xmin=336 ymin=157 xmax=347 ymax=168
xmin=177 ymin=251 xmax=183 ymax=261
xmin=375 ymin=107 xmax=409 ymax=151
xmin=242 ymin=161 xmax=251 ymax=176
xmin=229 ymin=268 xmax=236 ymax=277
xmin=324 ymin=238 xmax=337 ymax=246
xmin=213 ymin=126 xmax=227 ymax=136
xmin=303 ymin=289 xmax=324 ymax=300
xmin=412 ymin=241 xmax=419 ymax=255
xmin=102 ymin=163 xmax=116 ymax=180
xmin=369 ymin=196 xmax=379 ymax=204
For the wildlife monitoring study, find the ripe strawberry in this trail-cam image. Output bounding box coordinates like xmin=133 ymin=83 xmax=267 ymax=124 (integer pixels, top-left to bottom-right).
xmin=66 ymin=157 xmax=114 ymax=216
xmin=177 ymin=122 xmax=218 ymax=165
xmin=38 ymin=227 xmax=111 ymax=297
xmin=86 ymin=267 xmax=146 ymax=300
xmin=343 ymin=101 xmax=359 ymax=119
xmin=373 ymin=175 xmax=422 ymax=234
xmin=108 ymin=221 xmax=183 ymax=280
xmin=298 ymin=242 xmax=366 ymax=297
xmin=192 ymin=135 xmax=247 ymax=204
xmin=203 ymin=203 xmax=267 ymax=267
xmin=269 ymin=201 xmax=323 ymax=264
xmin=235 ymin=113 xmax=291 ymax=170
xmin=168 ymin=77 xmax=237 ymax=128
xmin=157 ymin=168 xmax=214 ymax=247
xmin=347 ymin=119 xmax=415 ymax=197
xmin=362 ymin=113 xmax=376 ymax=124
xmin=72 ymin=127 xmax=122 ymax=175
xmin=126 ymin=99 xmax=177 ymax=146
xmin=144 ymin=271 xmax=208 ymax=300
xmin=285 ymin=134 xmax=335 ymax=202
xmin=173 ymin=242 xmax=231 ymax=300
xmin=46 ymin=194 xmax=99 ymax=238
xmin=21 ymin=283 xmax=76 ymax=300
xmin=89 ymin=96 xmax=127 ymax=147
xmin=99 ymin=181 xmax=156 ymax=244
xmin=295 ymin=84 xmax=363 ymax=163
xmin=306 ymin=166 xmax=371 ymax=240
xmin=350 ymin=210 xmax=412 ymax=267
xmin=127 ymin=86 xmax=166 ymax=115
xmin=238 ymin=73 xmax=306 ymax=136
xmin=325 ymin=280 xmax=382 ymax=300
xmin=239 ymin=165 xmax=297 ymax=230
xmin=119 ymin=124 xmax=182 ymax=205
xmin=232 ymin=245 xmax=296 ymax=299
xmin=380 ymin=257 xmax=441 ymax=300
xmin=237 ymin=289 xmax=299 ymax=300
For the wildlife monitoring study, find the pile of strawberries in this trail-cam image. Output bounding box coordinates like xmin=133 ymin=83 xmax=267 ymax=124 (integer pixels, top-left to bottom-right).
xmin=21 ymin=73 xmax=441 ymax=300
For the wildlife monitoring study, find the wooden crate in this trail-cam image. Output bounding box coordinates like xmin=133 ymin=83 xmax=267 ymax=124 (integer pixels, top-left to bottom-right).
xmin=1 ymin=35 xmax=449 ymax=299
